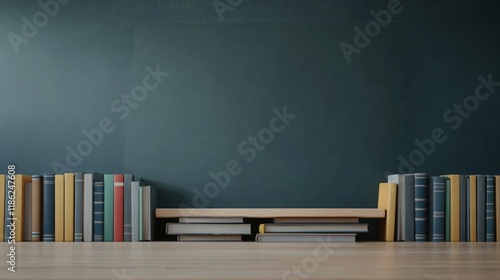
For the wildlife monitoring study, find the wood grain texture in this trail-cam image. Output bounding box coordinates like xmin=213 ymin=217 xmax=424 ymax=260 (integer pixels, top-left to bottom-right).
xmin=156 ymin=208 xmax=385 ymax=218
xmin=0 ymin=242 xmax=499 ymax=279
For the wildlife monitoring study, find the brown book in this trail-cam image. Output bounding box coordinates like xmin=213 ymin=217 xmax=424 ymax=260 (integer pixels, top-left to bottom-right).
xmin=442 ymin=175 xmax=460 ymax=242
xmin=469 ymin=175 xmax=477 ymax=242
xmin=14 ymin=175 xmax=32 ymax=242
xmin=31 ymin=175 xmax=42 ymax=241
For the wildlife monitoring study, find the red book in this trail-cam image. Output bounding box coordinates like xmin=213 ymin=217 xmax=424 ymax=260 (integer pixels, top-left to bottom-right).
xmin=113 ymin=174 xmax=124 ymax=242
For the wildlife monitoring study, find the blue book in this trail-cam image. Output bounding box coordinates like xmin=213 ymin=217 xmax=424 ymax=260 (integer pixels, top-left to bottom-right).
xmin=414 ymin=173 xmax=428 ymax=241
xmin=74 ymin=173 xmax=84 ymax=242
xmin=104 ymin=174 xmax=114 ymax=242
xmin=428 ymin=176 xmax=445 ymax=242
xmin=124 ymin=174 xmax=133 ymax=242
xmin=93 ymin=174 xmax=105 ymax=241
xmin=42 ymin=174 xmax=55 ymax=242
xmin=459 ymin=175 xmax=467 ymax=242
xmin=486 ymin=175 xmax=495 ymax=242
xmin=476 ymin=175 xmax=486 ymax=242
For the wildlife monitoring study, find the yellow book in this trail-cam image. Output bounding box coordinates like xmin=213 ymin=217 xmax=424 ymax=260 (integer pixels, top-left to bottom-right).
xmin=64 ymin=173 xmax=75 ymax=242
xmin=0 ymin=174 xmax=4 ymax=242
xmin=259 ymin=224 xmax=265 ymax=234
xmin=14 ymin=175 xmax=32 ymax=242
xmin=443 ymin=174 xmax=460 ymax=242
xmin=55 ymin=174 xmax=65 ymax=242
xmin=378 ymin=183 xmax=397 ymax=241
xmin=496 ymin=176 xmax=500 ymax=242
xmin=469 ymin=175 xmax=477 ymax=242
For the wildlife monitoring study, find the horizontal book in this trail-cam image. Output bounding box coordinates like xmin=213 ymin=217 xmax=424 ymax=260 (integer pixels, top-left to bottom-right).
xmin=177 ymin=235 xmax=243 ymax=242
xmin=273 ymin=217 xmax=359 ymax=224
xmin=255 ymin=233 xmax=356 ymax=243
xmin=179 ymin=217 xmax=244 ymax=224
xmin=166 ymin=223 xmax=251 ymax=235
xmin=259 ymin=223 xmax=368 ymax=233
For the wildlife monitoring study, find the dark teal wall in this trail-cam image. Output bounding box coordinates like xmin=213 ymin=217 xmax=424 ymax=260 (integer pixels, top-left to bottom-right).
xmin=1 ymin=0 xmax=500 ymax=208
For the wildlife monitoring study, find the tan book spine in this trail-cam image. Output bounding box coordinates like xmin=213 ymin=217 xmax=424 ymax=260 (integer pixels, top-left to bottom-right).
xmin=55 ymin=175 xmax=65 ymax=242
xmin=449 ymin=175 xmax=460 ymax=242
xmin=378 ymin=183 xmax=397 ymax=241
xmin=31 ymin=176 xmax=42 ymax=241
xmin=14 ymin=175 xmax=31 ymax=242
xmin=0 ymin=174 xmax=4 ymax=242
xmin=469 ymin=175 xmax=477 ymax=242
xmin=64 ymin=173 xmax=75 ymax=242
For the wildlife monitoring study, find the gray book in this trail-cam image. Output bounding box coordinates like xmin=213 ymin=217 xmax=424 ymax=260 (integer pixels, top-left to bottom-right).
xmin=459 ymin=175 xmax=467 ymax=242
xmin=259 ymin=223 xmax=368 ymax=233
xmin=23 ymin=183 xmax=32 ymax=241
xmin=166 ymin=223 xmax=251 ymax=235
xmin=476 ymin=175 xmax=486 ymax=242
xmin=131 ymin=181 xmax=141 ymax=242
xmin=74 ymin=173 xmax=84 ymax=242
xmin=255 ymin=233 xmax=356 ymax=243
xmin=179 ymin=217 xmax=244 ymax=224
xmin=388 ymin=174 xmax=414 ymax=241
xmin=141 ymin=185 xmax=156 ymax=241
xmin=123 ymin=174 xmax=133 ymax=241
xmin=177 ymin=235 xmax=243 ymax=242
xmin=83 ymin=173 xmax=93 ymax=242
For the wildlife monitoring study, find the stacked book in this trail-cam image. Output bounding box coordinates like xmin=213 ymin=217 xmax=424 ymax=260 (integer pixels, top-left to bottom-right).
xmin=256 ymin=217 xmax=369 ymax=242
xmin=166 ymin=217 xmax=251 ymax=241
xmin=380 ymin=173 xmax=500 ymax=242
xmin=0 ymin=173 xmax=156 ymax=242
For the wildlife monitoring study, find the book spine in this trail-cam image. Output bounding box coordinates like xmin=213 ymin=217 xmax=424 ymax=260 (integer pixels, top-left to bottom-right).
xmin=93 ymin=176 xmax=105 ymax=242
xmin=466 ymin=177 xmax=470 ymax=241
xmin=23 ymin=183 xmax=32 ymax=241
xmin=3 ymin=175 xmax=8 ymax=241
xmin=469 ymin=175 xmax=477 ymax=242
xmin=477 ymin=175 xmax=486 ymax=242
xmin=496 ymin=176 xmax=500 ymax=242
xmin=486 ymin=175 xmax=495 ymax=242
xmin=459 ymin=175 xmax=467 ymax=242
xmin=114 ymin=174 xmax=124 ymax=242
xmin=429 ymin=176 xmax=445 ymax=242
xmin=74 ymin=173 xmax=83 ymax=242
xmin=83 ymin=174 xmax=93 ymax=242
xmin=387 ymin=174 xmax=402 ymax=240
xmin=64 ymin=173 xmax=75 ymax=242
xmin=31 ymin=175 xmax=42 ymax=241
xmin=377 ymin=183 xmax=397 ymax=241
xmin=14 ymin=175 xmax=25 ymax=242
xmin=124 ymin=174 xmax=133 ymax=242
xmin=104 ymin=174 xmax=114 ymax=242
xmin=55 ymin=174 xmax=65 ymax=242
xmin=414 ymin=173 xmax=428 ymax=241
xmin=141 ymin=186 xmax=156 ymax=241
xmin=43 ymin=174 xmax=55 ymax=242
xmin=131 ymin=181 xmax=140 ymax=242
xmin=445 ymin=177 xmax=451 ymax=242
xmin=139 ymin=187 xmax=143 ymax=241
xmin=403 ymin=174 xmax=415 ymax=241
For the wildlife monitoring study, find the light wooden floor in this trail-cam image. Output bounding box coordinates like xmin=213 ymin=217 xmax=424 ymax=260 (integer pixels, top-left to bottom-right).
xmin=0 ymin=242 xmax=499 ymax=280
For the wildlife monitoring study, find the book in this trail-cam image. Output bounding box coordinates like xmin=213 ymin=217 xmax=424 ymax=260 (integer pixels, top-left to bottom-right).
xmin=113 ymin=174 xmax=124 ymax=242
xmin=23 ymin=182 xmax=32 ymax=241
xmin=442 ymin=175 xmax=460 ymax=242
xmin=166 ymin=223 xmax=251 ymax=235
xmin=31 ymin=175 xmax=42 ymax=241
xmin=414 ymin=173 xmax=428 ymax=242
xmin=178 ymin=235 xmax=243 ymax=242
xmin=445 ymin=177 xmax=451 ymax=242
xmin=93 ymin=174 xmax=105 ymax=242
xmin=103 ymin=174 xmax=114 ymax=241
xmin=467 ymin=175 xmax=477 ymax=242
xmin=273 ymin=217 xmax=359 ymax=224
xmin=0 ymin=174 xmax=4 ymax=242
xmin=55 ymin=174 xmax=65 ymax=242
xmin=459 ymin=175 xmax=467 ymax=242
xmin=255 ymin=233 xmax=356 ymax=243
xmin=131 ymin=181 xmax=140 ymax=242
xmin=64 ymin=173 xmax=75 ymax=242
xmin=3 ymin=175 xmax=9 ymax=241
xmin=74 ymin=173 xmax=84 ymax=242
xmin=496 ymin=176 xmax=500 ymax=242
xmin=388 ymin=174 xmax=414 ymax=241
xmin=14 ymin=174 xmax=32 ymax=242
xmin=141 ymin=185 xmax=156 ymax=241
xmin=43 ymin=174 xmax=55 ymax=242
xmin=179 ymin=217 xmax=244 ymax=224
xmin=476 ymin=175 xmax=486 ymax=242
xmin=428 ymin=176 xmax=445 ymax=242
xmin=258 ymin=223 xmax=368 ymax=233
xmin=124 ymin=174 xmax=133 ymax=242
xmin=377 ymin=182 xmax=397 ymax=241
xmin=486 ymin=175 xmax=495 ymax=242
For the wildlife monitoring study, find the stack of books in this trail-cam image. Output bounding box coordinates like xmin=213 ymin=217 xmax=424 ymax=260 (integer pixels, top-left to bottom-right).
xmin=380 ymin=173 xmax=500 ymax=242
xmin=166 ymin=217 xmax=251 ymax=241
xmin=0 ymin=173 xmax=156 ymax=242
xmin=255 ymin=217 xmax=369 ymax=242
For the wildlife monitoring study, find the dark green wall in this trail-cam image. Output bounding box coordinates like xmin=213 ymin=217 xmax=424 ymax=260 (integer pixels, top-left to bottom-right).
xmin=1 ymin=0 xmax=500 ymax=209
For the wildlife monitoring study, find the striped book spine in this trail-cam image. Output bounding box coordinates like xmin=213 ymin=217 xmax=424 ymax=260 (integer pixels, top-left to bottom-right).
xmin=31 ymin=175 xmax=42 ymax=241
xmin=124 ymin=174 xmax=133 ymax=242
xmin=74 ymin=173 xmax=84 ymax=242
xmin=477 ymin=175 xmax=486 ymax=242
xmin=414 ymin=173 xmax=428 ymax=241
xmin=486 ymin=175 xmax=495 ymax=242
xmin=64 ymin=173 xmax=75 ymax=242
xmin=43 ymin=174 xmax=55 ymax=242
xmin=114 ymin=174 xmax=124 ymax=242
xmin=93 ymin=175 xmax=105 ymax=242
xmin=104 ymin=174 xmax=114 ymax=242
xmin=428 ymin=176 xmax=445 ymax=242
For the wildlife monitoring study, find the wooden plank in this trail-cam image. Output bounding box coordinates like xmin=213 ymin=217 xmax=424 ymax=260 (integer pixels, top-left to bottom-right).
xmin=156 ymin=208 xmax=385 ymax=218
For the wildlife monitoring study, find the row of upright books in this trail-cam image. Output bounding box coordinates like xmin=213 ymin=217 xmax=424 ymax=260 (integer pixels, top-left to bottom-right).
xmin=379 ymin=173 xmax=500 ymax=242
xmin=0 ymin=173 xmax=156 ymax=242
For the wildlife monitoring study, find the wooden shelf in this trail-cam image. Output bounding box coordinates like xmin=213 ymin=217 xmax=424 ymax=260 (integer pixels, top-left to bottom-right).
xmin=156 ymin=208 xmax=385 ymax=218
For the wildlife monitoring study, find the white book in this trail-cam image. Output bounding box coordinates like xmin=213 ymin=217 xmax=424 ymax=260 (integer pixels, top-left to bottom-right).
xmin=179 ymin=217 xmax=243 ymax=224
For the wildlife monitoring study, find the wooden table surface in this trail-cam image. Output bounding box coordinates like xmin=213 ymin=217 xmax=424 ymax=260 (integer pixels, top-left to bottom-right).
xmin=0 ymin=242 xmax=498 ymax=280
